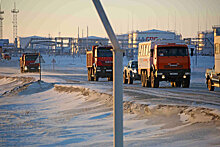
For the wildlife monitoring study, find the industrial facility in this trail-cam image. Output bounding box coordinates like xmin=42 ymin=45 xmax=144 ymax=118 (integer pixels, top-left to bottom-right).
xmin=0 ymin=1 xmax=216 ymax=58
xmin=198 ymin=31 xmax=214 ymax=55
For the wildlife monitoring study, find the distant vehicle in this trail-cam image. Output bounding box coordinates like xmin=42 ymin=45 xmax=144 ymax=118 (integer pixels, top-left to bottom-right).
xmin=2 ymin=53 xmax=11 ymax=60
xmin=86 ymin=45 xmax=113 ymax=81
xmin=206 ymin=26 xmax=220 ymax=91
xmin=138 ymin=40 xmax=191 ymax=88
xmin=123 ymin=60 xmax=140 ymax=84
xmin=20 ymin=53 xmax=40 ymax=73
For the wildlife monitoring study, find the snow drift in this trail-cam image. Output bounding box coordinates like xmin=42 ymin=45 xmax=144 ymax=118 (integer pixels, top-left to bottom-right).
xmin=54 ymin=85 xmax=220 ymax=124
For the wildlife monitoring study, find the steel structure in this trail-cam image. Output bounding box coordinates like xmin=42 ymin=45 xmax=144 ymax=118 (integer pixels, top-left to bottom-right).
xmin=11 ymin=2 xmax=19 ymax=42
xmin=0 ymin=3 xmax=4 ymax=39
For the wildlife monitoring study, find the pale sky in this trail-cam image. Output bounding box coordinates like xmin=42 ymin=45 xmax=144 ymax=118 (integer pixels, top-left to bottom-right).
xmin=2 ymin=0 xmax=220 ymax=42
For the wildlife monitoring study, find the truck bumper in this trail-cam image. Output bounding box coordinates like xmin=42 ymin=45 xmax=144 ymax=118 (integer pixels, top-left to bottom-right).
xmin=95 ymin=66 xmax=113 ymax=78
xmin=131 ymin=73 xmax=141 ymax=80
xmin=155 ymin=69 xmax=191 ymax=82
xmin=25 ymin=66 xmax=40 ymax=72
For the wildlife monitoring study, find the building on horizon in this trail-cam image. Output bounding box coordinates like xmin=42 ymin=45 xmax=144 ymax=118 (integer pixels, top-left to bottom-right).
xmin=128 ymin=29 xmax=182 ymax=48
xmin=74 ymin=36 xmax=109 ymax=54
xmin=198 ymin=31 xmax=214 ymax=55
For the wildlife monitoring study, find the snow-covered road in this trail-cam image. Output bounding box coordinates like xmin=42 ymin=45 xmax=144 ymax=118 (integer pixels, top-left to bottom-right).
xmin=1 ymin=55 xmax=220 ymax=146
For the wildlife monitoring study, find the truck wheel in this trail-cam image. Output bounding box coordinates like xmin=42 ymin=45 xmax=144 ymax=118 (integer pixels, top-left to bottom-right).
xmin=90 ymin=69 xmax=94 ymax=81
xmin=151 ymin=71 xmax=159 ymax=88
xmin=128 ymin=74 xmax=133 ymax=84
xmin=123 ymin=72 xmax=128 ymax=84
xmin=175 ymin=81 xmax=181 ymax=87
xmin=94 ymin=75 xmax=99 ymax=81
xmin=182 ymin=78 xmax=190 ymax=88
xmin=88 ymin=70 xmax=91 ymax=81
xmin=107 ymin=77 xmax=113 ymax=81
xmin=144 ymin=71 xmax=151 ymax=87
xmin=171 ymin=82 xmax=175 ymax=87
xmin=141 ymin=71 xmax=146 ymax=87
xmin=208 ymin=79 xmax=214 ymax=91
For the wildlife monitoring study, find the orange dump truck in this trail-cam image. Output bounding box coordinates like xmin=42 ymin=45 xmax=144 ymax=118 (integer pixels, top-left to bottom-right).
xmin=138 ymin=40 xmax=191 ymax=88
xmin=20 ymin=53 xmax=40 ymax=73
xmin=86 ymin=45 xmax=113 ymax=81
xmin=2 ymin=53 xmax=11 ymax=60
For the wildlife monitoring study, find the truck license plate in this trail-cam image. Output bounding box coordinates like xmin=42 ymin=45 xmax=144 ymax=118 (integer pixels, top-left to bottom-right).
xmin=170 ymin=73 xmax=178 ymax=75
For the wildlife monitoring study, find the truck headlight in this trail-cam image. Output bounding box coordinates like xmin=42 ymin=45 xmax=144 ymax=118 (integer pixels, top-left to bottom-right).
xmin=162 ymin=75 xmax=165 ymax=79
xmin=183 ymin=75 xmax=186 ymax=78
xmin=38 ymin=66 xmax=40 ymax=70
xmin=24 ymin=66 xmax=28 ymax=70
xmin=134 ymin=69 xmax=137 ymax=73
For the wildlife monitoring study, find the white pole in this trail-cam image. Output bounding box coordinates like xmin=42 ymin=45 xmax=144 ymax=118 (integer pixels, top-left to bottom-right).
xmin=39 ymin=53 xmax=41 ymax=81
xmin=92 ymin=0 xmax=123 ymax=147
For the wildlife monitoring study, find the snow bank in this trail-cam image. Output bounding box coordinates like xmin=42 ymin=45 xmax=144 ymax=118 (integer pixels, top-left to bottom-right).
xmin=53 ymin=85 xmax=220 ymax=124
xmin=0 ymin=76 xmax=35 ymax=96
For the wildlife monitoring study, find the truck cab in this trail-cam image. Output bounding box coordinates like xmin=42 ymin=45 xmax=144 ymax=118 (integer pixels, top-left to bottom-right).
xmin=2 ymin=53 xmax=11 ymax=60
xmin=20 ymin=53 xmax=40 ymax=73
xmin=123 ymin=60 xmax=140 ymax=84
xmin=87 ymin=45 xmax=113 ymax=81
xmin=138 ymin=40 xmax=191 ymax=88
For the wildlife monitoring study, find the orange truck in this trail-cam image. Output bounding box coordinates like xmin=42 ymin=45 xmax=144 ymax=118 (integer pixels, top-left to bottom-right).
xmin=138 ymin=40 xmax=191 ymax=88
xmin=2 ymin=53 xmax=11 ymax=60
xmin=20 ymin=53 xmax=40 ymax=73
xmin=86 ymin=45 xmax=113 ymax=81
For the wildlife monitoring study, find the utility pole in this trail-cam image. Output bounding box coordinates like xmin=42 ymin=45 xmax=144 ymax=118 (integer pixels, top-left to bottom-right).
xmin=0 ymin=2 xmax=4 ymax=39
xmin=92 ymin=0 xmax=124 ymax=147
xmin=11 ymin=2 xmax=19 ymax=43
xmin=87 ymin=26 xmax=89 ymax=49
xmin=78 ymin=26 xmax=79 ymax=54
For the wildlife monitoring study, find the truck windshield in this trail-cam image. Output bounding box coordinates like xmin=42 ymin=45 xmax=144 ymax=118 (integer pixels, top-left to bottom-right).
xmin=157 ymin=47 xmax=188 ymax=56
xmin=25 ymin=55 xmax=38 ymax=61
xmin=97 ymin=49 xmax=112 ymax=57
xmin=131 ymin=61 xmax=138 ymax=68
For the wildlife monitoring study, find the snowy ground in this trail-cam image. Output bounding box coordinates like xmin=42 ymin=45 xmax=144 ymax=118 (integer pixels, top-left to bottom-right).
xmin=0 ymin=55 xmax=220 ymax=146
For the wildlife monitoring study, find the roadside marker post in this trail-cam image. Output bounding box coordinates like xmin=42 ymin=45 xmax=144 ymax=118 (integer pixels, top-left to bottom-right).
xmin=35 ymin=53 xmax=45 ymax=81
xmin=52 ymin=58 xmax=56 ymax=71
xmin=92 ymin=0 xmax=124 ymax=146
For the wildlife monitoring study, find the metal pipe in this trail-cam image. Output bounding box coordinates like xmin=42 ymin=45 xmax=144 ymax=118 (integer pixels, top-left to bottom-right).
xmin=92 ymin=0 xmax=123 ymax=146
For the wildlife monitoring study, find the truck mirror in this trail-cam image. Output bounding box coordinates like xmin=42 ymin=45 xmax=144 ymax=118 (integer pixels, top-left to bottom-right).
xmin=150 ymin=49 xmax=154 ymax=57
xmin=190 ymin=48 xmax=194 ymax=56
